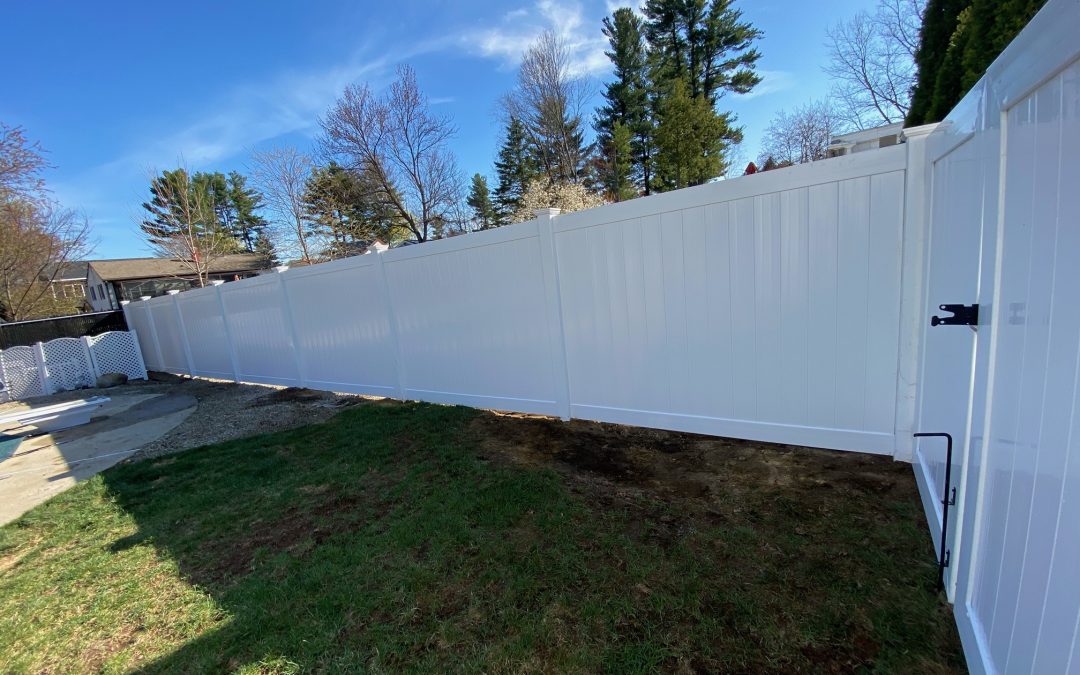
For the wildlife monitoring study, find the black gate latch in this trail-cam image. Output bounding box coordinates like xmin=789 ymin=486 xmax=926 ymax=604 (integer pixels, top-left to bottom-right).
xmin=931 ymin=304 xmax=978 ymax=327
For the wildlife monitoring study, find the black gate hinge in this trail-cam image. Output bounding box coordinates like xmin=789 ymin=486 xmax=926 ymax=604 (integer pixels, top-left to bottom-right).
xmin=931 ymin=304 xmax=979 ymax=327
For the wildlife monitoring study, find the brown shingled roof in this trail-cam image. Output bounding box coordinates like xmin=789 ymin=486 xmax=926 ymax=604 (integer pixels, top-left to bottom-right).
xmin=88 ymin=254 xmax=271 ymax=281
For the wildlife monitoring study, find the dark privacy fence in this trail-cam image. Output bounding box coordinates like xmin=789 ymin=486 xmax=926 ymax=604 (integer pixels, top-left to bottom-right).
xmin=0 ymin=311 xmax=128 ymax=349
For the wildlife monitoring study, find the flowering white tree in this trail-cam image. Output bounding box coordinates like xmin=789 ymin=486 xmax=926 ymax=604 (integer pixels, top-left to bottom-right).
xmin=510 ymin=179 xmax=606 ymax=224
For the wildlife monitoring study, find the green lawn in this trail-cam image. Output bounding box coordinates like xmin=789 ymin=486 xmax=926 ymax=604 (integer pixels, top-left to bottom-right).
xmin=0 ymin=401 xmax=965 ymax=673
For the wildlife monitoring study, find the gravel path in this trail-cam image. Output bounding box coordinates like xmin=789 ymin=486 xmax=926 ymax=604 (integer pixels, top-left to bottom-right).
xmin=131 ymin=374 xmax=362 ymax=459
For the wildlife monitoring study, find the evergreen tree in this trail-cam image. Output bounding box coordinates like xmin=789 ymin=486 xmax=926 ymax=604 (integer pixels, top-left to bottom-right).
xmin=653 ymin=79 xmax=733 ymax=189
xmin=253 ymin=230 xmax=278 ymax=265
xmin=141 ymin=169 xmax=238 ymax=252
xmin=596 ymin=8 xmax=654 ymax=195
xmin=493 ymin=118 xmax=539 ymax=222
xmin=597 ymin=122 xmax=637 ymax=201
xmin=303 ymin=162 xmax=406 ymax=257
xmin=181 ymin=170 xmax=265 ymax=251
xmin=226 ymin=172 xmax=268 ymax=252
xmin=908 ymin=0 xmax=1046 ymax=125
xmin=906 ymin=0 xmax=971 ymax=125
xmin=959 ymin=0 xmax=1045 ymax=91
xmin=642 ymin=0 xmax=762 ymax=105
xmin=466 ymin=173 xmax=498 ymax=230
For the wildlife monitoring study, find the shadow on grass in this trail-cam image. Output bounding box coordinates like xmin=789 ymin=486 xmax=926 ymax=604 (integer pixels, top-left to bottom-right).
xmin=91 ymin=401 xmax=966 ymax=674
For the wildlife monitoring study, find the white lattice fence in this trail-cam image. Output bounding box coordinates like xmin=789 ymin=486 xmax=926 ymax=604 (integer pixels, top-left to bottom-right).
xmin=0 ymin=331 xmax=147 ymax=402
xmin=42 ymin=338 xmax=95 ymax=392
xmin=87 ymin=331 xmax=148 ymax=382
xmin=0 ymin=346 xmax=46 ymax=401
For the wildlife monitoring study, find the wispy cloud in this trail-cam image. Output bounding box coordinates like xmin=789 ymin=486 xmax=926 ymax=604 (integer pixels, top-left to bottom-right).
xmin=736 ymin=69 xmax=795 ymax=100
xmin=102 ymin=40 xmax=452 ymax=172
xmin=463 ymin=0 xmax=611 ymax=78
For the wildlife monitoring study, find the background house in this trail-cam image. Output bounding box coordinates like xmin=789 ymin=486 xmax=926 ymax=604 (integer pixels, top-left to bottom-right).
xmin=826 ymin=122 xmax=904 ymax=157
xmin=46 ymin=262 xmax=90 ymax=310
xmin=85 ymin=254 xmax=271 ymax=311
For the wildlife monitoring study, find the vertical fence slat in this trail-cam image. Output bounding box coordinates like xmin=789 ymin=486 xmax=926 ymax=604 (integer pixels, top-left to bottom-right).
xmin=276 ymin=269 xmax=306 ymax=388
xmin=211 ymin=282 xmax=241 ymax=382
xmin=140 ymin=297 xmax=165 ymax=372
xmin=168 ymin=290 xmax=195 ymax=376
xmin=32 ymin=342 xmax=50 ymax=395
xmin=536 ymin=209 xmax=572 ymax=421
xmin=375 ymin=250 xmax=406 ymax=400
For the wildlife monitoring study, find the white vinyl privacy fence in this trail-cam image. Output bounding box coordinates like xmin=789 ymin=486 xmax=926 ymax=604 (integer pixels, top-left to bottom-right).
xmin=125 ymin=145 xmax=912 ymax=456
xmin=121 ymin=3 xmax=1080 ymax=672
xmin=0 ymin=331 xmax=148 ymax=401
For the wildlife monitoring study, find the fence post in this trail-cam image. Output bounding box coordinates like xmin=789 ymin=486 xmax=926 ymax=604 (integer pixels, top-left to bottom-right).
xmin=275 ymin=267 xmax=307 ymax=388
xmin=0 ymin=349 xmax=7 ymax=403
xmin=141 ymin=296 xmax=165 ymax=374
xmin=375 ymin=250 xmax=407 ymax=400
xmin=535 ymin=208 xmax=572 ymax=421
xmin=167 ymin=290 xmax=196 ymax=376
xmin=120 ymin=304 xmax=149 ymax=382
xmin=892 ymin=123 xmax=938 ymax=461
xmin=80 ymin=335 xmax=100 ymax=381
xmin=211 ymin=281 xmax=241 ymax=383
xmin=32 ymin=342 xmax=51 ymax=395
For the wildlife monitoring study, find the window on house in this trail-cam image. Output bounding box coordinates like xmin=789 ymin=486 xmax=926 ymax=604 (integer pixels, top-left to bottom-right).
xmin=89 ymin=286 xmax=97 ymax=300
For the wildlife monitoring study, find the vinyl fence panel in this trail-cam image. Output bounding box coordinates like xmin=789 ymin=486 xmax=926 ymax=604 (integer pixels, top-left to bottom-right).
xmin=284 ymin=257 xmax=398 ymax=396
xmin=126 ymin=145 xmax=910 ymax=457
xmin=552 ymin=162 xmax=906 ymax=453
xmin=218 ymin=275 xmax=300 ymax=387
xmin=176 ymin=288 xmax=234 ymax=380
xmin=383 ymin=222 xmax=561 ymax=416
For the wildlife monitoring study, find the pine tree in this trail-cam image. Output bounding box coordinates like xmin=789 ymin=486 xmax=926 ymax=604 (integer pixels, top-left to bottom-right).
xmin=141 ymin=169 xmax=233 ymax=249
xmin=596 ymin=8 xmax=653 ymax=195
xmin=493 ymin=118 xmax=539 ymax=222
xmin=226 ymin=172 xmax=268 ymax=252
xmin=253 ymin=230 xmax=278 ymax=265
xmin=303 ymin=162 xmax=406 ymax=258
xmin=653 ymin=79 xmax=733 ymax=189
xmin=642 ymin=0 xmax=762 ymax=105
xmin=598 ymin=122 xmax=637 ymax=202
xmin=466 ymin=174 xmax=498 ymax=230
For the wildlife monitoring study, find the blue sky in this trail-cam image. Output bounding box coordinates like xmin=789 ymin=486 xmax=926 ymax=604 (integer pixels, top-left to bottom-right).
xmin=2 ymin=0 xmax=873 ymax=259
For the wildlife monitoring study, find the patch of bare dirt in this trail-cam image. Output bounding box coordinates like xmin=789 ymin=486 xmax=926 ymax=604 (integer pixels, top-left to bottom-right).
xmin=469 ymin=410 xmax=912 ymax=519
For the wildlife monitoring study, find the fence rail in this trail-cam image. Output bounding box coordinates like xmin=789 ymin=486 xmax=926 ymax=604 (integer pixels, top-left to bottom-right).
xmin=126 ymin=145 xmax=911 ymax=456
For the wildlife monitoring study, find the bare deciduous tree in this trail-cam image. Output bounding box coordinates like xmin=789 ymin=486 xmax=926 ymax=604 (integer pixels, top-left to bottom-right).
xmin=825 ymin=0 xmax=925 ymax=128
xmin=320 ymin=65 xmax=462 ymax=243
xmin=503 ymin=30 xmax=592 ymax=185
xmin=250 ymin=146 xmax=316 ymax=264
xmin=0 ymin=124 xmax=92 ymax=321
xmin=759 ymin=100 xmax=843 ymax=166
xmin=141 ymin=167 xmax=236 ymax=288
xmin=0 ymin=124 xmax=48 ymax=203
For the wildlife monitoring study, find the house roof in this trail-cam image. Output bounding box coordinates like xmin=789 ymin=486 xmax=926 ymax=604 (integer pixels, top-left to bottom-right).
xmin=45 ymin=261 xmax=90 ymax=282
xmin=88 ymin=253 xmax=271 ymax=282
